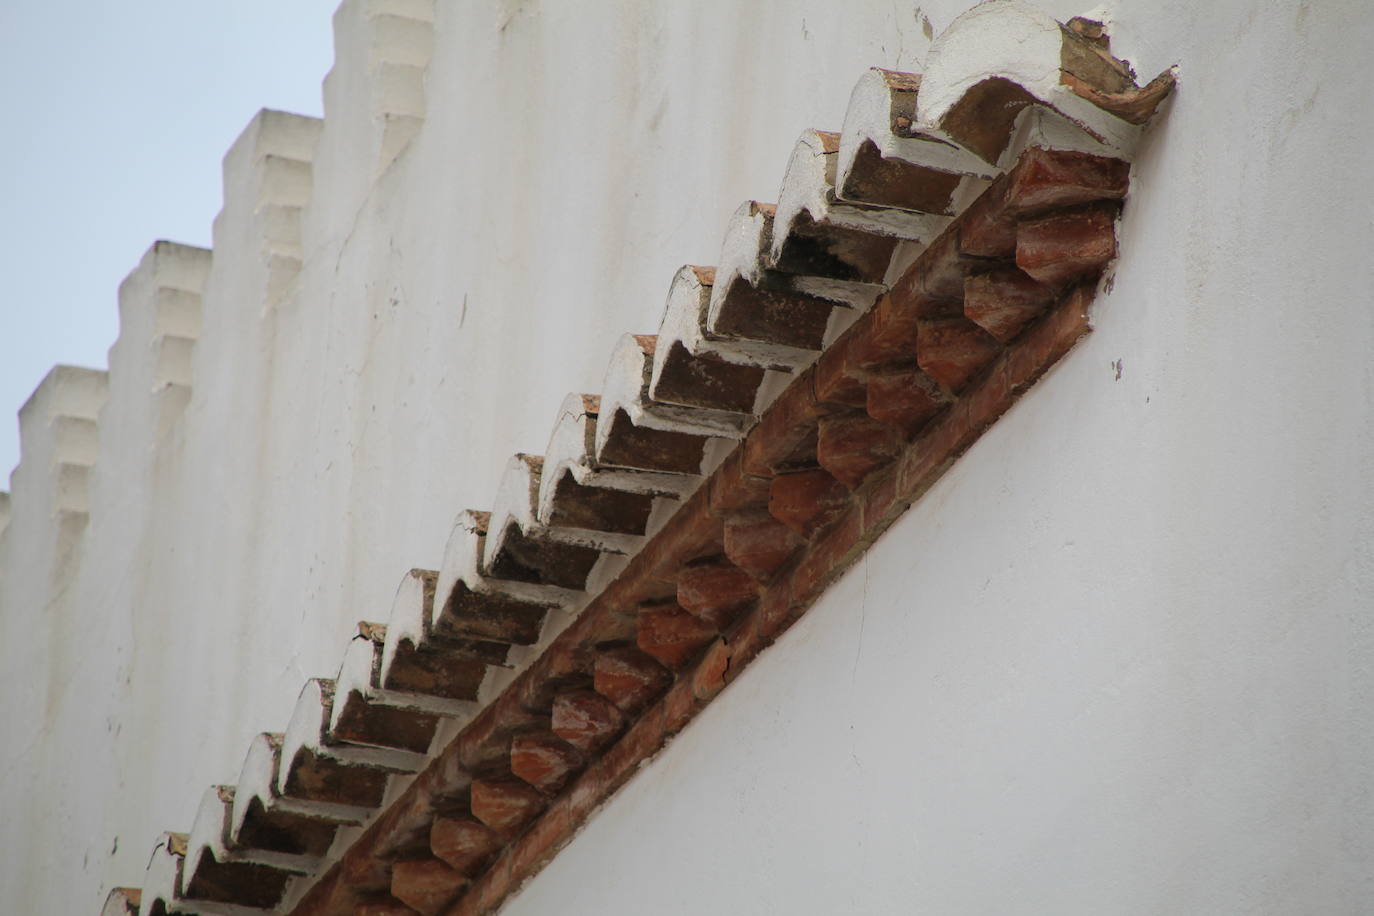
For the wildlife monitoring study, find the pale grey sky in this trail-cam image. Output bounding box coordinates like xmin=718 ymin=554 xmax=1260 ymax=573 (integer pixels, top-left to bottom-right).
xmin=0 ymin=1 xmax=340 ymax=479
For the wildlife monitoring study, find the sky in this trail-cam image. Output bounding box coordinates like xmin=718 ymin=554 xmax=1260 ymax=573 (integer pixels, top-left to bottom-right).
xmin=0 ymin=1 xmax=340 ymax=480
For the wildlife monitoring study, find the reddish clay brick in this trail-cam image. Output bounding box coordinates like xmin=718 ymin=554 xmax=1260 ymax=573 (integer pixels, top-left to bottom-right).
xmin=866 ymin=366 xmax=950 ymax=434
xmin=724 ymin=601 xmax=781 ymax=680
xmin=593 ymin=647 xmax=672 ymax=714
xmin=741 ymin=369 xmax=826 ymax=476
xmin=596 ymin=703 xmax=670 ymax=794
xmin=661 ymin=669 xmax=700 ymax=734
xmin=376 ymin=794 xmax=450 ymax=866
xmin=768 ymin=468 xmax=851 ymax=537
xmin=464 ymin=853 xmax=512 ymax=916
xmin=708 ymin=449 xmax=771 ymax=515
xmin=454 ymin=704 xmax=544 ymax=774
xmin=957 ymin=173 xmax=1016 ymax=257
xmin=817 ymin=412 xmax=904 ymax=490
xmin=510 ymin=734 xmax=584 ymax=796
xmin=692 ymin=637 xmax=731 ymax=701
xmin=858 ymin=461 xmax=909 ymax=541
xmin=550 ymin=689 xmax=624 ymax=754
xmin=993 ymin=284 xmax=1093 ymax=402
xmin=915 ymin=229 xmax=977 ymax=299
xmin=633 ymin=486 xmax=723 ymax=581
xmin=562 ymin=705 xmax=672 ymax=833
xmin=813 ymin=336 xmax=869 ymax=408
xmin=956 ymin=358 xmax=1015 ymax=442
xmin=716 ymin=624 xmax=761 ymax=688
xmin=430 ymin=817 xmax=500 ymax=876
xmin=469 ymin=778 xmax=546 ymax=839
xmin=896 ymin=401 xmax=971 ymax=503
xmin=444 ymin=894 xmax=479 ymax=916
xmin=854 ymin=291 xmax=939 ymax=369
xmin=514 ymin=661 xmax=588 ymax=717
xmin=723 ymin=511 xmax=802 ymax=581
xmin=964 ymin=267 xmax=1056 ymax=343
xmin=788 ymin=510 xmax=865 ymax=610
xmin=340 ymin=846 xmax=396 ymax=894
xmin=390 ymin=858 xmax=467 ymax=916
xmin=1016 ymin=203 xmax=1118 ymax=288
xmin=354 ymin=901 xmax=417 ymax=916
xmin=506 ymin=796 xmax=573 ymax=884
xmin=897 ymin=286 xmax=1093 ymax=505
xmin=676 ymin=559 xmax=758 ymax=628
xmin=755 ymin=578 xmax=798 ymax=639
xmin=297 ymin=875 xmax=349 ymax=914
xmin=916 ymin=317 xmax=1003 ymax=392
xmin=855 ymin=295 xmax=914 ymax=367
xmin=1004 ymin=147 xmax=1129 ymax=215
xmin=566 ymin=751 xmax=614 ymax=825
xmin=637 ymin=603 xmax=717 ymax=670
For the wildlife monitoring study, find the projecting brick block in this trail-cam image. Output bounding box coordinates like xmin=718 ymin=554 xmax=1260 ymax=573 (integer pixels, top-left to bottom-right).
xmin=866 ymin=366 xmax=950 ymax=434
xmin=1004 ymin=147 xmax=1130 ymax=215
xmin=964 ymin=268 xmax=1056 ymax=343
xmin=916 ymin=317 xmax=1003 ymax=391
xmin=768 ymin=468 xmax=851 ymax=537
xmin=511 ymin=734 xmax=584 ymax=795
xmin=741 ymin=370 xmax=826 ymax=476
xmin=723 ymin=511 xmax=802 ymax=581
xmin=341 ymin=846 xmax=394 ymax=895
xmin=507 ymin=797 xmax=574 ymax=892
xmin=550 ymin=690 xmax=625 ymax=754
xmin=817 ymin=412 xmax=904 ymax=489
xmin=708 ymin=449 xmax=772 ymax=515
xmin=391 ymin=858 xmax=468 ymax=916
xmin=788 ymin=511 xmax=865 ymax=610
xmin=637 ymin=604 xmax=717 ymax=670
xmin=692 ymin=638 xmax=731 ymax=701
xmin=430 ymin=817 xmax=501 ymax=876
xmin=676 ymin=559 xmax=758 ymax=628
xmin=957 ymin=173 xmax=1016 ymax=257
xmin=1016 ymin=203 xmax=1118 ymax=288
xmin=858 ymin=459 xmax=907 ymax=539
xmin=631 ymin=486 xmax=724 ymax=583
xmin=914 ymin=229 xmax=977 ymax=299
xmin=813 ymin=337 xmax=869 ymax=408
xmin=454 ymin=703 xmax=546 ymax=775
xmin=593 ymin=647 xmax=672 ymax=714
xmin=860 ymin=285 xmax=963 ymax=368
xmin=470 ymin=779 xmax=546 ymax=839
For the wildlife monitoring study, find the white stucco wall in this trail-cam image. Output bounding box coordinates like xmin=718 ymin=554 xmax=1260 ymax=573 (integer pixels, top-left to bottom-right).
xmin=1 ymin=0 xmax=1369 ymax=913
